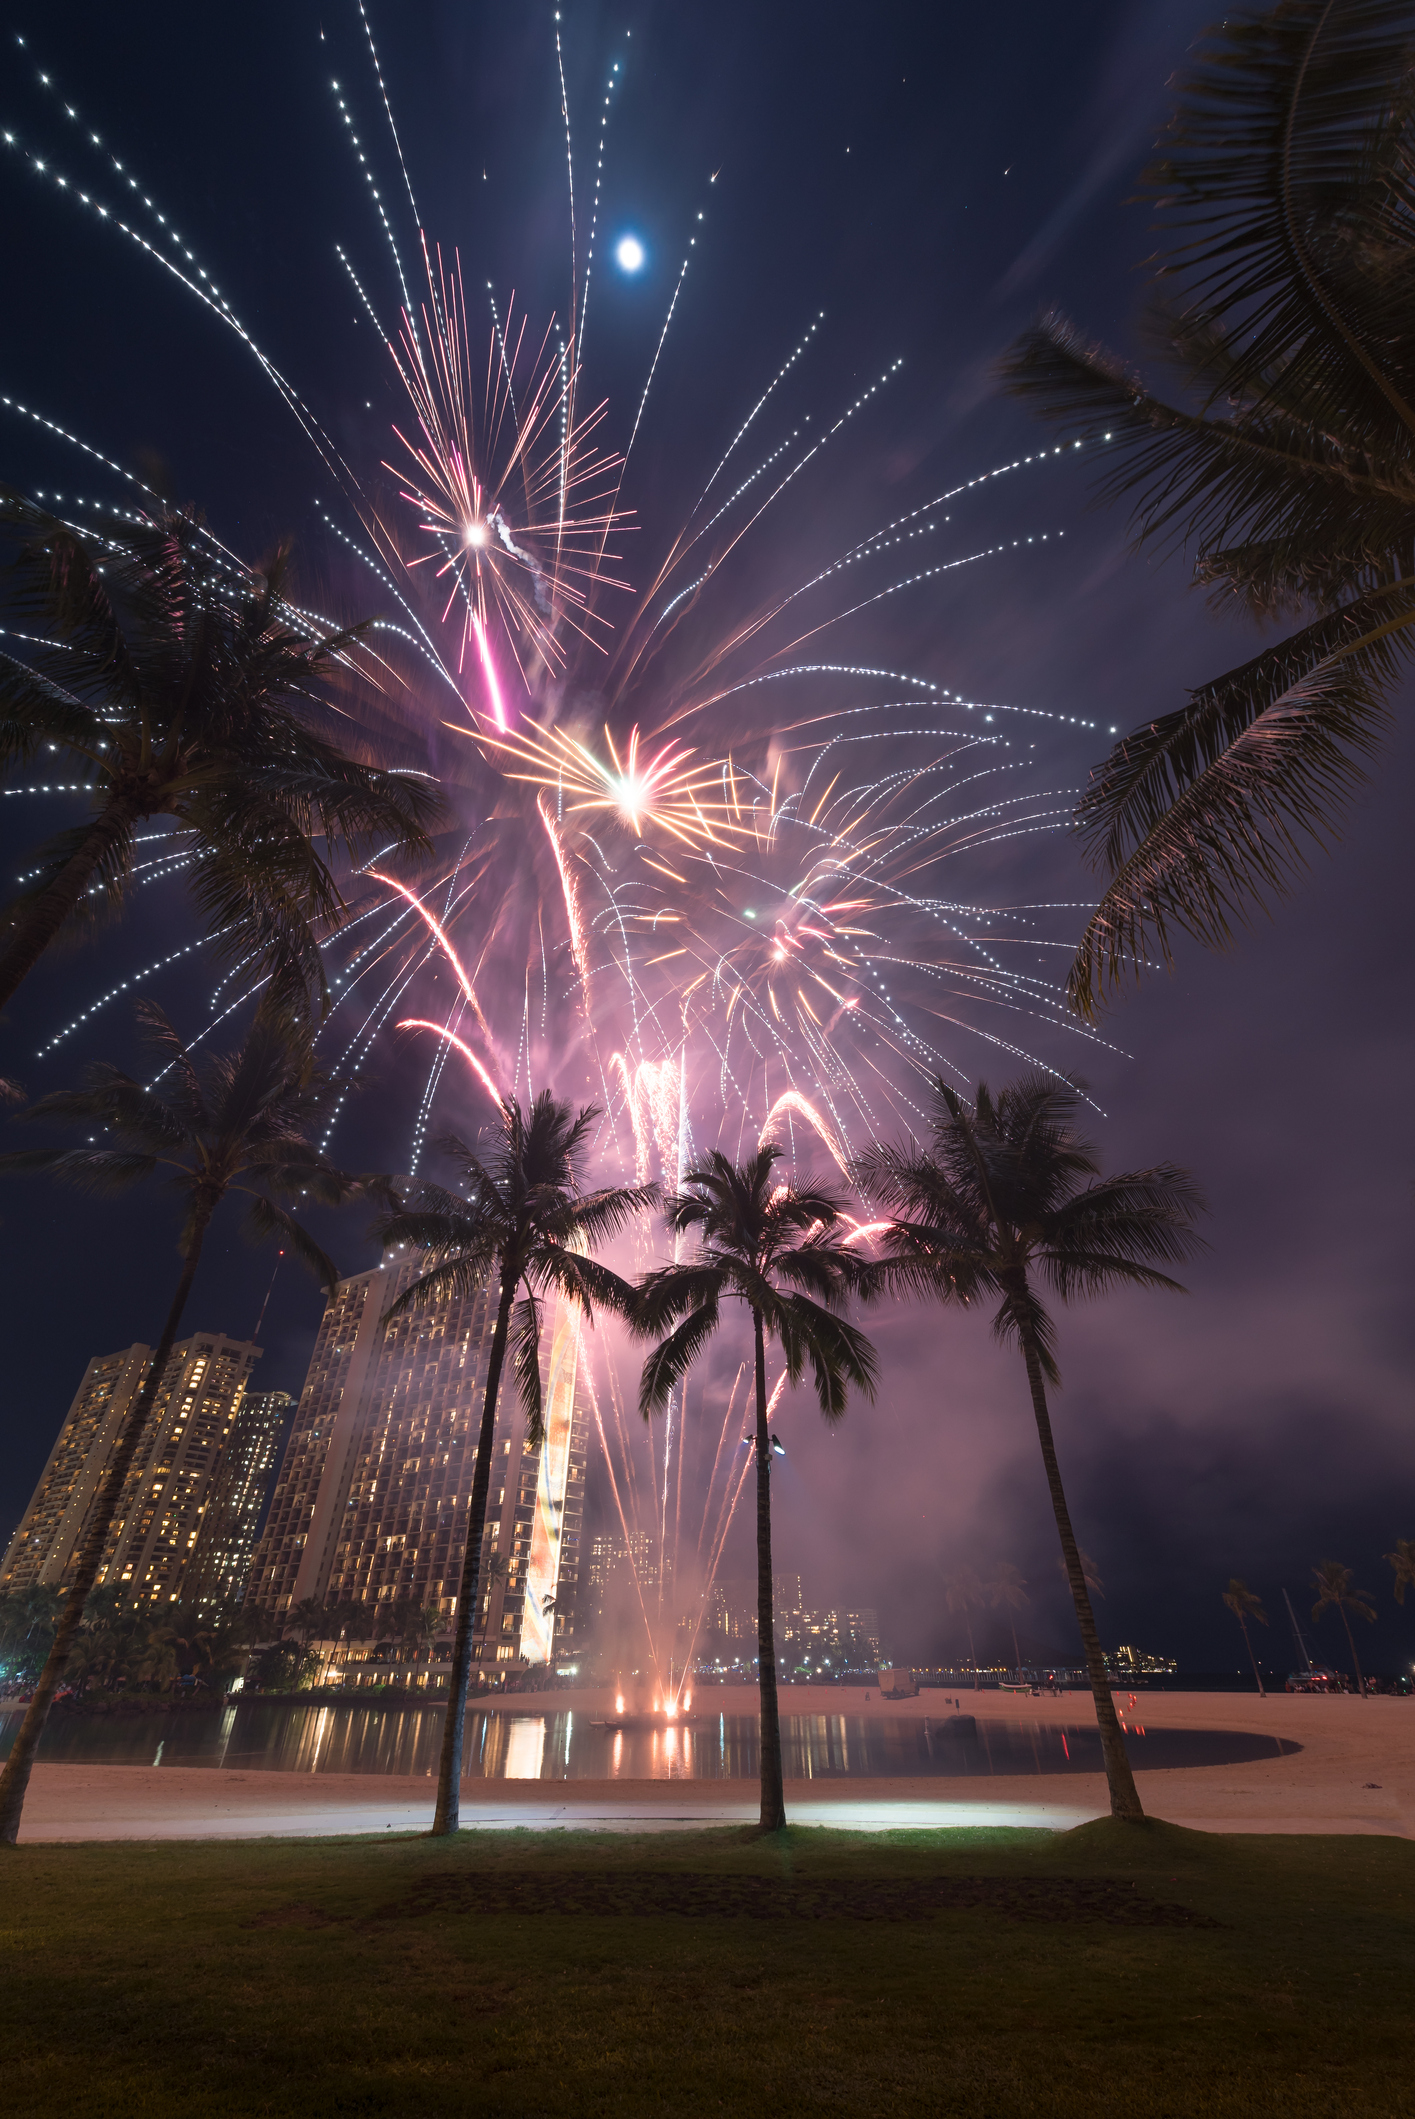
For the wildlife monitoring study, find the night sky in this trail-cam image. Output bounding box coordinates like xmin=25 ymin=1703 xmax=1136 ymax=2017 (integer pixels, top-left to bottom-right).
xmin=1 ymin=2 xmax=1410 ymax=1680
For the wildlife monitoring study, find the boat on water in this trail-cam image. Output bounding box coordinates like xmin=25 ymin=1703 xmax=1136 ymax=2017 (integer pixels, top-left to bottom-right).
xmin=998 ymin=1667 xmax=1075 ymax=1694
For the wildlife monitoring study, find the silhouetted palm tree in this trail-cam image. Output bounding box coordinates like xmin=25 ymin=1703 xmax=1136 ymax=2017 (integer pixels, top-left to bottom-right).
xmin=1222 ymin=1577 xmax=1269 ymax=1698
xmin=634 ymin=1144 xmax=877 ymax=1832
xmin=1312 ymin=1559 xmax=1377 ymax=1693
xmin=988 ymin=1562 xmax=1031 ymax=1671
xmin=1386 ymin=1536 xmax=1415 ymax=1607
xmin=0 ymin=497 xmax=441 ymax=1017
xmin=0 ymin=999 xmax=352 ymax=1842
xmin=857 ymin=1071 xmax=1205 ymax=1822
xmin=1000 ymin=5 xmax=1415 ymax=1017
xmin=943 ymin=1567 xmax=987 ymax=1691
xmin=374 ymin=1094 xmax=653 ymax=1836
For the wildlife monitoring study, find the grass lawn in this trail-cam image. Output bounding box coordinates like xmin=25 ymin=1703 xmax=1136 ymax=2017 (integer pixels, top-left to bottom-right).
xmin=3 ymin=1816 xmax=1413 ymax=2116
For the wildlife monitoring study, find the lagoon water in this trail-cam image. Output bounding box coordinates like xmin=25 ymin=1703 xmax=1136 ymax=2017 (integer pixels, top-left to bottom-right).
xmin=0 ymin=1701 xmax=1298 ymax=1779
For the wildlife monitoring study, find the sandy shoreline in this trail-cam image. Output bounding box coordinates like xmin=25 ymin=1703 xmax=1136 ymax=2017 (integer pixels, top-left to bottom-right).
xmin=11 ymin=1684 xmax=1412 ymax=1842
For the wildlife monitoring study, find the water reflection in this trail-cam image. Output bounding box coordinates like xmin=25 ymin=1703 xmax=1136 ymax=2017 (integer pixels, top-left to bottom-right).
xmin=0 ymin=1703 xmax=1298 ymax=1778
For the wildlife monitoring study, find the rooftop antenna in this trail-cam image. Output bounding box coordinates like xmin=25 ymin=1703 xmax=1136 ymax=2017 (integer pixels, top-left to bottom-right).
xmin=1282 ymin=1587 xmax=1314 ymax=1676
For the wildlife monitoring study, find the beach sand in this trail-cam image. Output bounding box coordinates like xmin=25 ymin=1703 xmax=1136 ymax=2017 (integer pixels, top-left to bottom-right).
xmin=11 ymin=1683 xmax=1412 ymax=1842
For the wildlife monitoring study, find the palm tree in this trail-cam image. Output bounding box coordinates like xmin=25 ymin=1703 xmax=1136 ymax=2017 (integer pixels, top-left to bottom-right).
xmin=373 ymin=1094 xmax=654 ymax=1837
xmin=1312 ymin=1559 xmax=1377 ymax=1693
xmin=1000 ymin=5 xmax=1415 ymax=1018
xmin=988 ymin=1562 xmax=1031 ymax=1672
xmin=634 ymin=1145 xmax=878 ymax=1833
xmin=1222 ymin=1577 xmax=1269 ymax=1698
xmin=943 ymin=1567 xmax=987 ymax=1691
xmin=857 ymin=1071 xmax=1205 ymax=1822
xmin=0 ymin=1586 xmax=66 ymax=1688
xmin=1386 ymin=1536 xmax=1415 ymax=1606
xmin=0 ymin=999 xmax=353 ymax=1843
xmin=0 ymin=496 xmax=441 ymax=1019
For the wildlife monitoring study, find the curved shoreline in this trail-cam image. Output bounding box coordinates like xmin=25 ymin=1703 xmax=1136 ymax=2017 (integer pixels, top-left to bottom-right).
xmin=11 ymin=1685 xmax=1412 ymax=1841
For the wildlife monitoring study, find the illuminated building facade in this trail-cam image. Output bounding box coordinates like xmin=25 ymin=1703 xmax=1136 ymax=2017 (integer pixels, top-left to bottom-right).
xmin=247 ymin=1251 xmax=587 ymax=1663
xmin=0 ymin=1335 xmax=262 ymax=1604
xmin=587 ymin=1529 xmax=654 ymax=1622
xmin=182 ymin=1388 xmax=292 ymax=1607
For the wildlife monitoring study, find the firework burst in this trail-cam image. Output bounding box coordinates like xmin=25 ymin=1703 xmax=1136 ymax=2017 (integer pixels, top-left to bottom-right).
xmin=3 ymin=12 xmax=1123 ymax=1679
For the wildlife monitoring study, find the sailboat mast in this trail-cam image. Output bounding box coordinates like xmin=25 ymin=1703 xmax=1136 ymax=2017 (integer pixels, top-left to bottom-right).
xmin=1282 ymin=1587 xmax=1314 ymax=1676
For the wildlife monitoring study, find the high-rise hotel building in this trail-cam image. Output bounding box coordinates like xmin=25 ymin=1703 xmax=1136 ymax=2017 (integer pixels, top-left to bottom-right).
xmin=1 ymin=1334 xmax=264 ymax=1605
xmin=247 ymin=1249 xmax=587 ymax=1663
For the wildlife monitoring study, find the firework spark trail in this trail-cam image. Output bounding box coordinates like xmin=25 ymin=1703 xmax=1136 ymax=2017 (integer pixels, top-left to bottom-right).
xmin=695 ymin=314 xmax=826 ymax=506
xmin=598 ymin=203 xmax=704 ymax=573
xmin=405 ymin=840 xmax=481 ymax=1170
xmin=4 ymin=61 xmax=363 ymax=502
xmin=554 ymin=18 xmax=578 ymax=543
xmin=769 ymin=436 xmax=1099 ymax=620
xmin=759 ymin=1089 xmax=849 ymax=1178
xmin=367 ymin=869 xmax=497 ymax=1048
xmin=537 ymin=793 xmax=591 ymax=994
xmin=656 ymin=1050 xmax=690 ymax=1616
xmin=397 ymin=1018 xmax=502 ymax=1108
xmin=0 ymin=389 xmax=163 ymax=511
xmin=356 ymin=0 xmax=422 ymax=231
xmin=575 ymin=40 xmax=628 ymax=371
xmin=315 ymin=504 xmax=465 ymax=702
xmin=614 ymin=359 xmax=908 ymax=701
xmin=673 ymin=1368 xmax=789 ymax=1697
xmin=699 ymin=1364 xmax=749 ymax=1568
xmin=470 ymin=610 xmax=508 ymax=728
xmin=5 ymin=20 xmax=1136 ymax=1685
xmin=335 ymin=241 xmax=388 ymax=334
xmin=329 ymin=74 xmax=417 ymax=330
xmin=588 ymin=1389 xmax=665 ymax=1692
xmin=764 ymin=537 xmax=1066 ymax=668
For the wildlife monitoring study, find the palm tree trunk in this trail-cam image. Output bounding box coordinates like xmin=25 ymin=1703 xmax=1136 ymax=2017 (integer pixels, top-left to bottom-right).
xmin=1017 ymin=1322 xmax=1144 ymax=1822
xmin=0 ymin=1203 xmax=211 ymax=1845
xmin=1239 ymin=1614 xmax=1266 ymax=1698
xmin=967 ymin=1614 xmax=980 ymax=1691
xmin=431 ymin=1268 xmax=514 ymax=1837
xmin=1339 ymin=1607 xmax=1366 ymax=1696
xmin=752 ymin=1307 xmax=786 ymax=1832
xmin=0 ymin=799 xmax=137 ymax=1018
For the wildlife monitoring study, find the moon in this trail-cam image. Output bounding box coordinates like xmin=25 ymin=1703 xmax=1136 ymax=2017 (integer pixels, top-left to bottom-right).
xmin=615 ymin=234 xmax=645 ymax=273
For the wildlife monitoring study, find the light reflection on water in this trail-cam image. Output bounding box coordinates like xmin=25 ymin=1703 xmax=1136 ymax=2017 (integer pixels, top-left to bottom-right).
xmin=0 ymin=1704 xmax=1297 ymax=1777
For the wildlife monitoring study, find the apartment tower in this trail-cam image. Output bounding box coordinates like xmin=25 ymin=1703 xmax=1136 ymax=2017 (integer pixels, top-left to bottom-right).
xmin=247 ymin=1249 xmax=586 ymax=1663
xmin=1 ymin=1334 xmax=263 ymax=1604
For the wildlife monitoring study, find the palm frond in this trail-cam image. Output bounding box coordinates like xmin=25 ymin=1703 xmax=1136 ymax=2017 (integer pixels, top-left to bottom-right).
xmin=776 ymin=1293 xmax=879 ymax=1419
xmin=560 ymin=1181 xmax=660 ymax=1246
xmin=1067 ymin=594 xmax=1409 ymax=1014
xmin=632 ymin=1261 xmax=728 ymax=1337
xmin=638 ymin=1298 xmax=721 ymax=1417
xmin=1144 ymin=1 xmax=1415 ymax=440
xmin=242 ymin=1192 xmax=340 ymax=1293
xmin=511 ymin=1290 xmax=544 ymax=1445
xmin=380 ymin=1248 xmax=499 ymax=1324
xmin=0 ymin=1145 xmax=158 ymax=1192
xmin=530 ymin=1246 xmax=639 ymax=1324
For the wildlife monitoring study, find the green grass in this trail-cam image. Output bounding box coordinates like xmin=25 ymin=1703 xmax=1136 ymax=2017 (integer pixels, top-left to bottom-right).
xmin=3 ymin=1818 xmax=1413 ymax=2116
